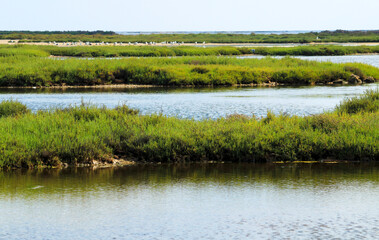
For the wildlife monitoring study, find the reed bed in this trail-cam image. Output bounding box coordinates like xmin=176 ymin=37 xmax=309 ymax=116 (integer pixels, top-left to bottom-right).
xmin=0 ymin=56 xmax=378 ymax=87
xmin=1 ymin=45 xmax=379 ymax=58
xmin=0 ymin=90 xmax=378 ymax=168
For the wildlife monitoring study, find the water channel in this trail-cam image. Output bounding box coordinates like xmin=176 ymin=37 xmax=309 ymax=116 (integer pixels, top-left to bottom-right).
xmin=1 ymin=54 xmax=378 ymax=239
xmin=1 ymin=163 xmax=378 ymax=239
xmin=1 ymin=55 xmax=378 ymax=119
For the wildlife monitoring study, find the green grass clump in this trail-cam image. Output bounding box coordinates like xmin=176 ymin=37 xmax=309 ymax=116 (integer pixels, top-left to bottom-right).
xmin=0 ymin=90 xmax=378 ymax=169
xmin=0 ymin=100 xmax=30 ymax=117
xmin=0 ymin=56 xmax=377 ymax=87
xmin=336 ymin=89 xmax=379 ymax=114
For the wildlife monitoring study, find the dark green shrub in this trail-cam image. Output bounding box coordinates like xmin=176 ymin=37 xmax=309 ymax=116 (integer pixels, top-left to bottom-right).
xmin=115 ymin=104 xmax=139 ymax=115
xmin=344 ymin=66 xmax=366 ymax=79
xmin=0 ymin=100 xmax=30 ymax=117
xmin=191 ymin=67 xmax=209 ymax=74
xmin=336 ymin=90 xmax=379 ymax=114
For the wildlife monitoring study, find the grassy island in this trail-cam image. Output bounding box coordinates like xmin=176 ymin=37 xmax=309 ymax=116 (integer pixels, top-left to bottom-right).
xmin=0 ymin=56 xmax=378 ymax=87
xmin=0 ymin=90 xmax=378 ymax=169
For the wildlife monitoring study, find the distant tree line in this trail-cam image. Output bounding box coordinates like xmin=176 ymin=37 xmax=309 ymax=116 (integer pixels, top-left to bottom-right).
xmin=0 ymin=30 xmax=378 ymax=43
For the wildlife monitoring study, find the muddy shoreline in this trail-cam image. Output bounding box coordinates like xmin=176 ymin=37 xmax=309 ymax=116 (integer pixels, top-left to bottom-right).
xmin=0 ymin=82 xmax=280 ymax=89
xmin=2 ymin=158 xmax=360 ymax=171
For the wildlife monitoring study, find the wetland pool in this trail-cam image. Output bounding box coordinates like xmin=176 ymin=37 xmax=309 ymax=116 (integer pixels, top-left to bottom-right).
xmin=0 ymin=84 xmax=377 ymax=119
xmin=1 ymin=163 xmax=378 ymax=239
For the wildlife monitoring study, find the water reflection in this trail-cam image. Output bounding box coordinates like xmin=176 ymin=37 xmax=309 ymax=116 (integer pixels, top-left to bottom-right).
xmin=0 ymin=163 xmax=378 ymax=239
xmin=1 ymin=163 xmax=379 ymax=194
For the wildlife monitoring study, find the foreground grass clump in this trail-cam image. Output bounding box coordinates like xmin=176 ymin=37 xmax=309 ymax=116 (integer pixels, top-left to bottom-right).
xmin=336 ymin=89 xmax=379 ymax=114
xmin=0 ymin=91 xmax=378 ymax=168
xmin=0 ymin=56 xmax=378 ymax=87
xmin=0 ymin=100 xmax=30 ymax=117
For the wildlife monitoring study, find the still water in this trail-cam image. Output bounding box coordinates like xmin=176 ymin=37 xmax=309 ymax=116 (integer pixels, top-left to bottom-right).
xmin=238 ymin=54 xmax=379 ymax=68
xmin=0 ymin=163 xmax=378 ymax=239
xmin=0 ymin=84 xmax=377 ymax=119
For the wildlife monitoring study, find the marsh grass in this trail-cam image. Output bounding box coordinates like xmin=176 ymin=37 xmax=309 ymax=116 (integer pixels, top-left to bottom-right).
xmin=1 ymin=45 xmax=379 ymax=58
xmin=254 ymin=45 xmax=379 ymax=56
xmin=0 ymin=100 xmax=30 ymax=117
xmin=0 ymin=90 xmax=378 ymax=168
xmin=0 ymin=56 xmax=378 ymax=87
xmin=336 ymin=89 xmax=379 ymax=114
xmin=0 ymin=45 xmax=249 ymax=57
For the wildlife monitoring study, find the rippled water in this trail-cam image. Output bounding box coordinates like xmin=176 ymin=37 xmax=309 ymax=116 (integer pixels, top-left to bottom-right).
xmin=0 ymin=163 xmax=378 ymax=239
xmin=0 ymin=84 xmax=377 ymax=119
xmin=239 ymin=54 xmax=379 ymax=68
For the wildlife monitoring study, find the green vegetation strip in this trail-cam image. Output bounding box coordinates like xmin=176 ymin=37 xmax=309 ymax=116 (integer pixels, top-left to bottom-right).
xmin=0 ymin=90 xmax=378 ymax=168
xmin=0 ymin=45 xmax=251 ymax=57
xmin=0 ymin=56 xmax=378 ymax=87
xmin=1 ymin=45 xmax=379 ymax=57
xmin=2 ymin=30 xmax=379 ymax=43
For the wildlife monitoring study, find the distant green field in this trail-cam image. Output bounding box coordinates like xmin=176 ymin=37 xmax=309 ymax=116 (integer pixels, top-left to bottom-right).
xmin=1 ymin=30 xmax=379 ymax=43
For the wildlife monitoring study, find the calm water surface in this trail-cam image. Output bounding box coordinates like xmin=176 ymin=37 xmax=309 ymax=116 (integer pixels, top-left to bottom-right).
xmin=0 ymin=84 xmax=377 ymax=119
xmin=1 ymin=163 xmax=378 ymax=239
xmin=239 ymin=54 xmax=379 ymax=68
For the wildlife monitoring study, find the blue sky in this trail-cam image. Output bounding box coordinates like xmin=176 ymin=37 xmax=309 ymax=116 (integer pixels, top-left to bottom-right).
xmin=1 ymin=0 xmax=378 ymax=31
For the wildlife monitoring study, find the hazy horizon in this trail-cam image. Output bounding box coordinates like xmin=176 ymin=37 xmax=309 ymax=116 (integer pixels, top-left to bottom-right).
xmin=2 ymin=29 xmax=378 ymax=33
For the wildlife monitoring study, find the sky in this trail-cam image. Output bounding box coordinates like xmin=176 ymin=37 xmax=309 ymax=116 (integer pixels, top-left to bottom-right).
xmin=1 ymin=0 xmax=378 ymax=31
